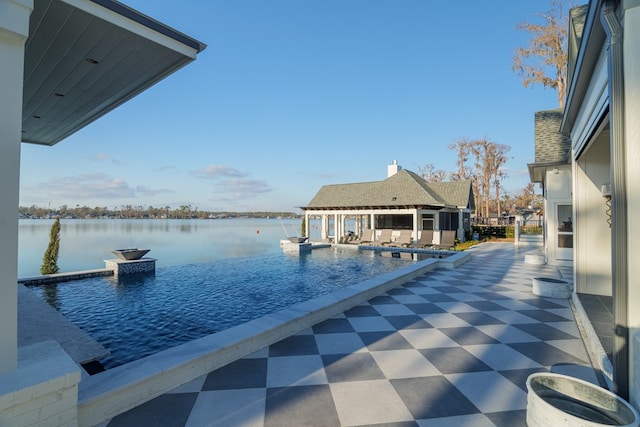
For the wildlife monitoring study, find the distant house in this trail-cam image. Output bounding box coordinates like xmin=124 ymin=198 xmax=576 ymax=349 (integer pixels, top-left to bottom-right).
xmin=529 ymin=0 xmax=640 ymax=406
xmin=301 ymin=162 xmax=474 ymax=244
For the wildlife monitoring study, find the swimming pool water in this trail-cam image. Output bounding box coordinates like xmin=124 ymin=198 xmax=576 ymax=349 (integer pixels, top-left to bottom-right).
xmin=31 ymin=247 xmax=417 ymax=368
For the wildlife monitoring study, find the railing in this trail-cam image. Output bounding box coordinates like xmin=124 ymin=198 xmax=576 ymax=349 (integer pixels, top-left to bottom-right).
xmin=519 ymin=224 xmax=543 ymax=235
xmin=472 ymin=217 xmax=543 ymax=227
xmin=514 ymin=220 xmax=544 ymax=247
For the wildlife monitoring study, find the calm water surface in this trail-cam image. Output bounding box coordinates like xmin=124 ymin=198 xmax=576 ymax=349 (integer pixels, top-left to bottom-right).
xmin=18 ymin=218 xmax=303 ymax=277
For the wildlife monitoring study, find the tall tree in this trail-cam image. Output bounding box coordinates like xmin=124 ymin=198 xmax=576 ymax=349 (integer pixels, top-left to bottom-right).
xmin=491 ymin=145 xmax=510 ymax=216
xmin=418 ymin=163 xmax=448 ymax=182
xmin=41 ymin=217 xmax=61 ymax=275
xmin=449 ymin=138 xmax=480 ymax=214
xmin=512 ymin=0 xmax=569 ymax=108
xmin=449 ymin=138 xmax=472 ymax=181
xmin=451 ymin=138 xmax=510 ymax=218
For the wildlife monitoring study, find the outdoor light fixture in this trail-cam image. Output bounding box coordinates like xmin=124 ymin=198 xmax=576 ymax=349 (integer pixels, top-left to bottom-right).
xmin=601 ymin=183 xmax=612 ymax=228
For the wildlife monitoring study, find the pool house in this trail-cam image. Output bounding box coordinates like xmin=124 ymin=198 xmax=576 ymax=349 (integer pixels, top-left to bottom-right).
xmin=301 ymin=162 xmax=475 ymax=246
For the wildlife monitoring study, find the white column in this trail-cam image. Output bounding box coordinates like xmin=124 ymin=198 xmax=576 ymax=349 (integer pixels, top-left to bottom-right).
xmin=0 ymin=0 xmax=33 ymax=374
xmin=623 ymin=2 xmax=640 ymax=408
xmin=320 ymin=215 xmax=327 ymax=240
xmin=304 ymin=213 xmax=309 ymax=237
xmin=457 ymin=209 xmax=465 ymax=242
xmin=412 ymin=210 xmax=418 ymax=242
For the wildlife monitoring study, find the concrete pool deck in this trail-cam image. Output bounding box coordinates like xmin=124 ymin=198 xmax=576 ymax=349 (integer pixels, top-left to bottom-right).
xmin=101 ymin=243 xmax=601 ymax=426
xmin=18 ymin=284 xmax=109 ymax=365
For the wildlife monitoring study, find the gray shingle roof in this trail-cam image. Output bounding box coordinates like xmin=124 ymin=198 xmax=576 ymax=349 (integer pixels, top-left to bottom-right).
xmin=534 ymin=109 xmax=572 ymax=163
xmin=302 ymin=169 xmax=473 ymax=210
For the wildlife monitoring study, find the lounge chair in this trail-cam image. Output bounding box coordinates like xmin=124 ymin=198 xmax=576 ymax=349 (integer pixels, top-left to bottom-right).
xmin=376 ymin=229 xmax=393 ymax=246
xmin=409 ymin=230 xmax=434 ymax=248
xmin=387 ymin=230 xmax=413 ymax=247
xmin=434 ymin=230 xmax=457 ymax=250
xmin=351 ymin=229 xmax=374 ymax=245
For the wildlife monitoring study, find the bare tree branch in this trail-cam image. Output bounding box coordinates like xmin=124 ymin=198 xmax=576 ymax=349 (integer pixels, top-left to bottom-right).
xmin=513 ymin=0 xmax=569 ymax=108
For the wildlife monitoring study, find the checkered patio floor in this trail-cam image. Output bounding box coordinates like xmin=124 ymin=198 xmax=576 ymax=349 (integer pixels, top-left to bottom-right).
xmin=106 ymin=243 xmax=598 ymax=427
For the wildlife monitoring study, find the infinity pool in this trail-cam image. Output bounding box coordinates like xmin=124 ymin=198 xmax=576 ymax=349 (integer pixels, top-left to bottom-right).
xmin=31 ymin=247 xmax=433 ymax=369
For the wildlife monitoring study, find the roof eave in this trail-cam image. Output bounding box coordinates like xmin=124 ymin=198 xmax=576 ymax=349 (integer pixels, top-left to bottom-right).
xmin=528 ymin=160 xmax=569 ymax=183
xmin=22 ymin=0 xmax=206 ymax=146
xmin=561 ymin=0 xmax=606 ymax=133
xmin=85 ymin=0 xmax=207 ymax=52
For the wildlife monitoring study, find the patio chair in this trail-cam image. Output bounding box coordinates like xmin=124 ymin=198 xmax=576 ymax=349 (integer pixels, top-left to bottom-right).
xmin=376 ymin=229 xmax=394 ymax=246
xmin=434 ymin=230 xmax=457 ymax=250
xmin=387 ymin=230 xmax=413 ymax=248
xmin=351 ymin=229 xmax=374 ymax=245
xmin=409 ymin=230 xmax=434 ymax=248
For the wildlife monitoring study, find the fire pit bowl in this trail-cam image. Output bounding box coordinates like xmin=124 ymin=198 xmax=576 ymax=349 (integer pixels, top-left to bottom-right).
xmin=111 ymin=248 xmax=150 ymax=261
xmin=287 ymin=237 xmax=309 ymax=243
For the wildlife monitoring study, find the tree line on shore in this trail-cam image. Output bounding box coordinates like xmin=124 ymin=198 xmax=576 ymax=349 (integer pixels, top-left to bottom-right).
xmin=19 ymin=204 xmax=300 ymax=220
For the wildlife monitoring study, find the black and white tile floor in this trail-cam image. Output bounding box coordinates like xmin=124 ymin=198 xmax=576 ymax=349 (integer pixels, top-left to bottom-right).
xmin=107 ymin=243 xmax=599 ymax=427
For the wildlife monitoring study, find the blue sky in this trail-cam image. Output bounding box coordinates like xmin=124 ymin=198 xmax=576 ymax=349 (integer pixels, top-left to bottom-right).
xmin=20 ymin=1 xmax=561 ymax=213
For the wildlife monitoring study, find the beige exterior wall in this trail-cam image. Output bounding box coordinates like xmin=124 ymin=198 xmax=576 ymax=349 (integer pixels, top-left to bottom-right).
xmin=574 ymin=128 xmax=612 ymax=296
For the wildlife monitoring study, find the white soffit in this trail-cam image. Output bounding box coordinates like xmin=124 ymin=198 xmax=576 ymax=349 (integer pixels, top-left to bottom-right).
xmin=22 ymin=0 xmax=206 ymax=146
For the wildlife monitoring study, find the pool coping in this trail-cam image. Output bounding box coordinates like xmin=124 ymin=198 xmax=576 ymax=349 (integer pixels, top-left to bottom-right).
xmin=77 ymin=249 xmax=471 ymax=426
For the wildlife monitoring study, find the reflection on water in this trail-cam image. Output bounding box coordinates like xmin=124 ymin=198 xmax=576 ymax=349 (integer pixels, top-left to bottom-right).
xmin=18 ymin=218 xmax=300 ymax=277
xmin=41 ymin=284 xmax=60 ymax=310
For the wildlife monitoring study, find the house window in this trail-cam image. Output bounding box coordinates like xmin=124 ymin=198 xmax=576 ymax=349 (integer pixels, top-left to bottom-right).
xmin=439 ymin=212 xmax=459 ymax=230
xmin=375 ymin=214 xmax=412 ymax=229
xmin=421 ymin=214 xmax=434 ymax=230
xmin=557 ymin=204 xmax=573 ymax=248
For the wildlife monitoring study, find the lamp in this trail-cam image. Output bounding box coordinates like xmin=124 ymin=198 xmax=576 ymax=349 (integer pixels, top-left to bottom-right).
xmin=601 ymin=184 xmax=612 ymax=228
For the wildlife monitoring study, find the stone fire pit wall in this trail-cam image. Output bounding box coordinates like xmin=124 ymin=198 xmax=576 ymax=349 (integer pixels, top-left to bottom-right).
xmin=105 ymin=258 xmax=156 ymax=276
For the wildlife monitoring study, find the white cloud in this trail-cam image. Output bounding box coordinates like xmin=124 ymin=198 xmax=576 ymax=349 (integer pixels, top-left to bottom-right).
xmin=37 ymin=173 xmax=135 ymax=199
xmin=208 ymin=178 xmax=272 ymax=205
xmin=193 ymin=164 xmax=248 ymax=179
xmin=135 ymin=185 xmax=175 ymax=196
xmin=92 ymin=154 xmax=110 ymax=161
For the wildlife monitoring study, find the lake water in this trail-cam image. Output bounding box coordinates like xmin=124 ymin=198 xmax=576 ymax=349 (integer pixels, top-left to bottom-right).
xmin=18 ymin=218 xmax=305 ymax=277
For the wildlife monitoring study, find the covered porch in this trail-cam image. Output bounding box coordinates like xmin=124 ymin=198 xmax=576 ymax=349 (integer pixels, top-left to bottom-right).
xmin=304 ymin=207 xmax=468 ymax=246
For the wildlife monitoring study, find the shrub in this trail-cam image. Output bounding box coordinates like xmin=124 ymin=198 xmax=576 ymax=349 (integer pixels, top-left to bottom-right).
xmin=41 ymin=217 xmax=61 ymax=275
xmin=505 ymin=226 xmax=515 ymax=238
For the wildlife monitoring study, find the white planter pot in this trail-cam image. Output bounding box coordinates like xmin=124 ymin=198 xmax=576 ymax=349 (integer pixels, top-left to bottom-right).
xmin=526 ymin=373 xmax=639 ymax=427
xmin=532 ymin=277 xmax=572 ymax=298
